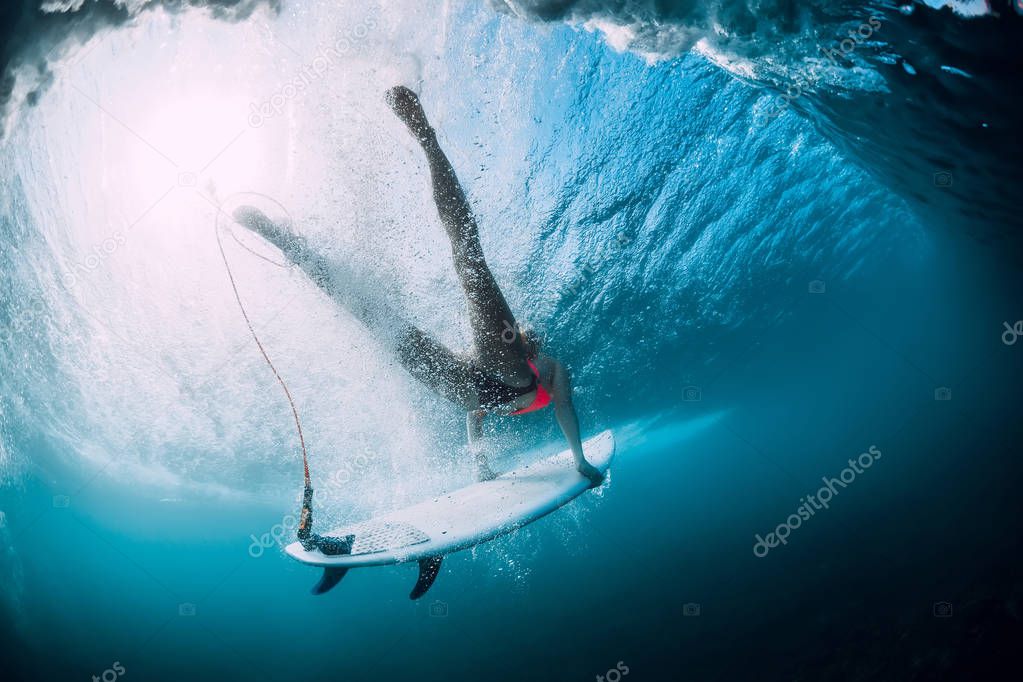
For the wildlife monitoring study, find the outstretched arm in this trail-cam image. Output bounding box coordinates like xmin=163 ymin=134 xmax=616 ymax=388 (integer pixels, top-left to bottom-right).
xmin=467 ymin=409 xmax=483 ymax=444
xmin=467 ymin=410 xmax=497 ymax=481
xmin=549 ymin=360 xmax=604 ymax=487
xmin=385 ymin=85 xmax=529 ymax=384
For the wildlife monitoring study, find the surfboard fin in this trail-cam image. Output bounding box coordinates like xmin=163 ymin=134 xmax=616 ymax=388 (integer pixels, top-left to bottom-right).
xmin=409 ymin=557 xmax=443 ymax=600
xmin=311 ymin=567 xmax=349 ymax=595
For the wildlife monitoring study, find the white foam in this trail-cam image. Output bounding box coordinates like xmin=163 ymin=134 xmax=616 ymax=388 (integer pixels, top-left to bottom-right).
xmin=919 ymin=0 xmax=993 ymax=17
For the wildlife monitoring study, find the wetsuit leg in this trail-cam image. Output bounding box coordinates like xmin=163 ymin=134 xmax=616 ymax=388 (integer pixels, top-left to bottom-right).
xmin=393 ymin=326 xmax=480 ymax=409
xmin=232 ymin=206 xmax=479 ymax=410
xmin=387 ymin=86 xmax=532 ymax=387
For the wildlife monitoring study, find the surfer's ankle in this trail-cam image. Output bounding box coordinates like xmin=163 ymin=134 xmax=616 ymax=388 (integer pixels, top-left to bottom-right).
xmin=578 ymin=461 xmax=604 ymax=488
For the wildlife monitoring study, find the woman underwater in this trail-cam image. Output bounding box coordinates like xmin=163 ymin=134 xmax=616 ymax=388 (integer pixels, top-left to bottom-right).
xmin=233 ymin=86 xmax=603 ymax=487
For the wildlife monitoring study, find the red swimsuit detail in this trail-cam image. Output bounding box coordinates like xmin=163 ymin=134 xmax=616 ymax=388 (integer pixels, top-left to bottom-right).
xmin=511 ymin=360 xmax=552 ymax=415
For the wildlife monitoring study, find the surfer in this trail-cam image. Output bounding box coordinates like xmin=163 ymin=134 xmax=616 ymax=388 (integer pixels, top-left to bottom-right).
xmin=232 ymin=86 xmax=603 ymax=488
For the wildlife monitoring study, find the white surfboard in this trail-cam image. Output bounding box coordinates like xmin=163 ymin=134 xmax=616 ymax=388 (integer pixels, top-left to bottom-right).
xmin=285 ymin=430 xmax=615 ymax=598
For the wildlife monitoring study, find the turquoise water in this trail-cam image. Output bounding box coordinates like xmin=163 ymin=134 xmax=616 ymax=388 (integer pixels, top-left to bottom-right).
xmin=2 ymin=2 xmax=1023 ymax=680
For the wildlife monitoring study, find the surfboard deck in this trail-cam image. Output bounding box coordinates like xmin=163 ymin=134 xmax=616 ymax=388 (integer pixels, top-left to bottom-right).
xmin=285 ymin=429 xmax=614 ymax=570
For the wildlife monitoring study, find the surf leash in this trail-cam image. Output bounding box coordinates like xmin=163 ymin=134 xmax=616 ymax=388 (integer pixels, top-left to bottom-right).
xmin=213 ymin=210 xmax=323 ymax=550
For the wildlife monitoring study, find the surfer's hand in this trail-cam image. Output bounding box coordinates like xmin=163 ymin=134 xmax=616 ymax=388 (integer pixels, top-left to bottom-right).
xmin=476 ymin=461 xmax=499 ymax=482
xmin=578 ymin=462 xmax=604 ymax=488
xmin=470 ymin=443 xmax=498 ymax=482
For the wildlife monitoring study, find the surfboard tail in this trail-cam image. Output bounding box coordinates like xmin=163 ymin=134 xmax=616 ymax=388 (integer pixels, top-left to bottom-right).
xmin=307 ymin=532 xmax=356 ymax=595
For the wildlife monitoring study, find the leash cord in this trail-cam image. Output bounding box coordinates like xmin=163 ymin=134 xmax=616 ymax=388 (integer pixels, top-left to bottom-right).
xmin=214 ymin=219 xmax=313 ymax=498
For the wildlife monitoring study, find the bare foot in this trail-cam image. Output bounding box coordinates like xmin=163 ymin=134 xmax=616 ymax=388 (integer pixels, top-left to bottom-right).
xmin=233 ymin=206 xmax=281 ymax=241
xmin=232 ymin=205 xmax=270 ymax=229
xmin=385 ymin=85 xmax=434 ymax=142
xmin=232 ymin=206 xmax=303 ymax=255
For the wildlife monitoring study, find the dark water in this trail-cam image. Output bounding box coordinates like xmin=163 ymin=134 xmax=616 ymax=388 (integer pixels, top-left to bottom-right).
xmin=4 ymin=234 xmax=1022 ymax=681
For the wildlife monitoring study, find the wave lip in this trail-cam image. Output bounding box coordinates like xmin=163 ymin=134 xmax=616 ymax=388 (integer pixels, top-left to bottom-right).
xmin=494 ymin=0 xmax=1023 ymax=244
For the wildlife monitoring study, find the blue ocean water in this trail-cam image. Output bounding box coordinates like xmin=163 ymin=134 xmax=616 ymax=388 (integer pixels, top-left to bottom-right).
xmin=2 ymin=2 xmax=1022 ymax=681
